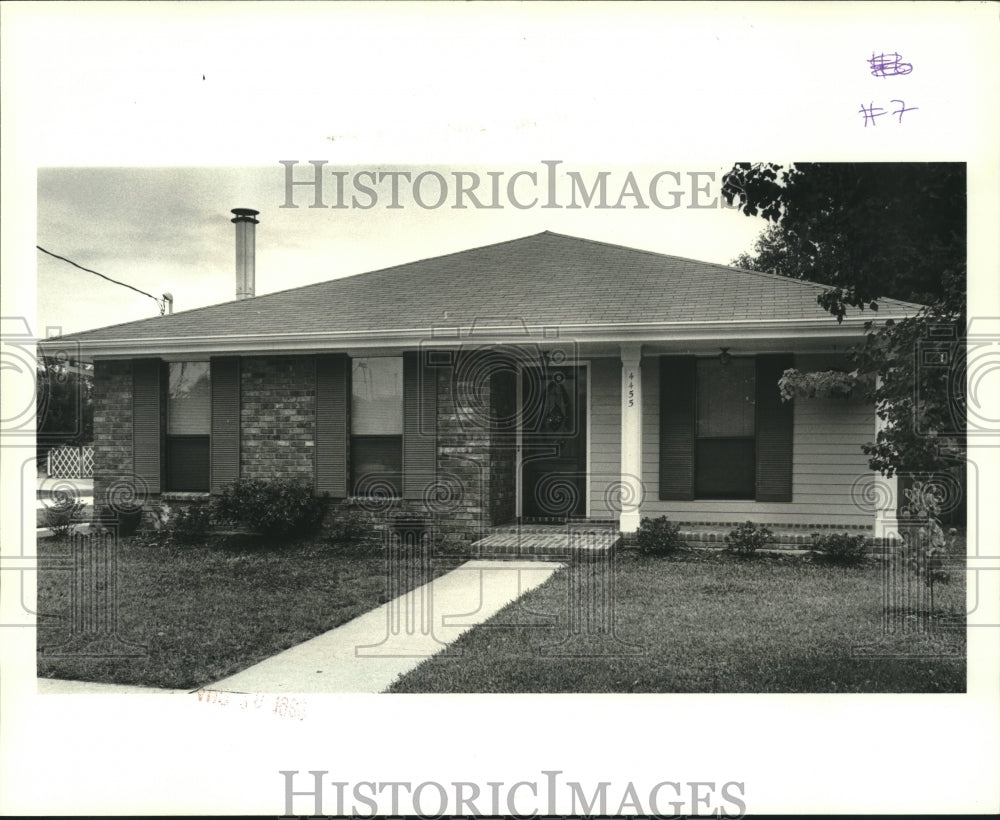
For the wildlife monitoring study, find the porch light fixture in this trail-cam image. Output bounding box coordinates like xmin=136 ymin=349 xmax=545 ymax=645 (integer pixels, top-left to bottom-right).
xmin=719 ymin=347 xmax=732 ymax=366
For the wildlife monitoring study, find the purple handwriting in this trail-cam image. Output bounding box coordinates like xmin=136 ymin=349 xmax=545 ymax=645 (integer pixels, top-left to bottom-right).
xmin=861 ymin=52 xmax=917 ymax=126
xmin=859 ymin=100 xmax=918 ymax=127
xmin=869 ymin=51 xmax=913 ymax=78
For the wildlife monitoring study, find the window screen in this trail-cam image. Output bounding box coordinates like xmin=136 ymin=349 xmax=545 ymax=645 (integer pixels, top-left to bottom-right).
xmin=167 ymin=361 xmax=210 ymax=435
xmin=696 ymin=358 xmax=756 ymax=499
xmin=351 ymin=357 xmax=403 ymax=496
xmin=696 ymin=358 xmax=755 ymax=437
xmin=351 ymin=358 xmax=403 ymax=435
xmin=166 ymin=361 xmax=210 ymax=491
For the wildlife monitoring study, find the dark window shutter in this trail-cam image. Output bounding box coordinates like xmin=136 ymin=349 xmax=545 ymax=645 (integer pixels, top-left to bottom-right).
xmin=403 ymin=350 xmax=437 ymax=501
xmin=659 ymin=357 xmax=696 ymax=500
xmin=210 ymin=357 xmax=240 ymax=494
xmin=316 ymin=354 xmax=349 ymax=497
xmin=132 ymin=358 xmax=163 ymax=495
xmin=755 ymin=354 xmax=794 ymax=502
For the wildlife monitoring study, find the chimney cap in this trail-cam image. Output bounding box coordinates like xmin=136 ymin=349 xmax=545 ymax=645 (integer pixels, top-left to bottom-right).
xmin=231 ymin=207 xmax=259 ymax=224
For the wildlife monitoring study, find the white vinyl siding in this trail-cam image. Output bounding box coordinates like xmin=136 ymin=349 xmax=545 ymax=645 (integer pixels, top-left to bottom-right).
xmin=638 ymin=353 xmax=876 ymax=528
xmin=588 ymin=357 xmax=621 ymax=519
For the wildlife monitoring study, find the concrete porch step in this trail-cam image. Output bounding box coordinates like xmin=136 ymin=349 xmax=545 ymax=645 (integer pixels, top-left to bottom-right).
xmin=469 ymin=524 xmax=621 ymax=561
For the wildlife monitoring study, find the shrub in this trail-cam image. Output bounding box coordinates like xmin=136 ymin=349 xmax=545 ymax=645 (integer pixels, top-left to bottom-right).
xmin=810 ymin=532 xmax=869 ymax=564
xmin=45 ymin=500 xmax=85 ymax=539
xmin=725 ymin=521 xmax=774 ymax=556
xmin=328 ymin=508 xmax=378 ymax=549
xmin=116 ymin=507 xmax=144 ymax=538
xmin=148 ymin=504 xmax=172 ymax=532
xmin=215 ymin=479 xmax=328 ymax=538
xmin=166 ymin=505 xmax=214 ymax=545
xmin=94 ymin=504 xmax=143 ymax=538
xmin=635 ymin=515 xmax=682 ymax=556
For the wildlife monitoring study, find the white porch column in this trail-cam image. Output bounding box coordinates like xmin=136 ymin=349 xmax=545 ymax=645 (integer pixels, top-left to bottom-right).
xmin=873 ymin=377 xmax=900 ymax=540
xmin=619 ymin=344 xmax=643 ymax=533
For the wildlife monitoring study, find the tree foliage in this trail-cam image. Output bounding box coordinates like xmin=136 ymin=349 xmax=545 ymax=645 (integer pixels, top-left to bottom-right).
xmin=723 ymin=163 xmax=966 ymax=476
xmin=723 ymin=162 xmax=965 ymax=319
xmin=36 ymin=356 xmax=94 ymax=459
xmin=732 ymin=223 xmax=819 ymax=284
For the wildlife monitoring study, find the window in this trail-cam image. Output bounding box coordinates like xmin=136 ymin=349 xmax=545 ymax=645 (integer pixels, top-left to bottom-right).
xmin=166 ymin=361 xmax=210 ymax=491
xmin=351 ymin=357 xmax=403 ymax=495
xmin=695 ymin=358 xmax=755 ymax=499
xmin=659 ymin=355 xmax=792 ymax=503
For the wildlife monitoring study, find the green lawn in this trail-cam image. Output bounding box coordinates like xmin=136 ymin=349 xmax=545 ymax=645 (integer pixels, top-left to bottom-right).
xmin=36 ymin=534 xmax=461 ymax=690
xmin=37 ymin=534 xmax=966 ymax=694
xmin=388 ymin=549 xmax=966 ymax=693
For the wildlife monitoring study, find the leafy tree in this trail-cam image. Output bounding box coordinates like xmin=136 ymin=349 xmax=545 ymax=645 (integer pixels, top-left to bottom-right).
xmin=36 ymin=355 xmax=94 ymax=461
xmin=722 ymin=162 xmax=965 ymax=317
xmin=722 ymin=163 xmax=966 ymax=478
xmin=732 ymin=223 xmax=813 ymax=282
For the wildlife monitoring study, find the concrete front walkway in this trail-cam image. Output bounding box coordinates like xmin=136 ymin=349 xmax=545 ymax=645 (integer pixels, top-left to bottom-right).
xmin=205 ymin=559 xmax=562 ymax=694
xmin=37 ymin=477 xmax=94 ymax=497
xmin=37 ymin=559 xmax=562 ymax=696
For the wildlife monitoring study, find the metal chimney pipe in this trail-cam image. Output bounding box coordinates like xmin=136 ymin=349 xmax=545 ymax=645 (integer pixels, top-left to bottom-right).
xmin=231 ymin=208 xmax=259 ymax=300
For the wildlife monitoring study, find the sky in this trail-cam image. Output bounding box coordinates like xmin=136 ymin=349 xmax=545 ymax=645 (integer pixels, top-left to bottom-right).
xmin=36 ymin=163 xmax=767 ymax=335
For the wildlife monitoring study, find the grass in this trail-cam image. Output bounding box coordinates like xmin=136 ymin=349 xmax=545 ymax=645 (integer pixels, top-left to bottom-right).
xmin=36 ymin=529 xmax=967 ymax=694
xmin=36 ymin=534 xmax=462 ymax=690
xmin=388 ymin=548 xmax=966 ymax=693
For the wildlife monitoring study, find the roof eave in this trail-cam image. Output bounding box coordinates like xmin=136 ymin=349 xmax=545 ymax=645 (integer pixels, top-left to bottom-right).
xmin=44 ymin=314 xmax=910 ymax=360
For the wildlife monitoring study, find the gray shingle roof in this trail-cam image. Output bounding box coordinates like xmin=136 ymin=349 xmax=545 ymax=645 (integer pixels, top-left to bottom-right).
xmin=58 ymin=231 xmax=921 ymax=346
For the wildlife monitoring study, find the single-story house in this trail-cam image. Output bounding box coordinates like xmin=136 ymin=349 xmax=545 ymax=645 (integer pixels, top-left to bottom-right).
xmin=50 ymin=223 xmax=916 ymax=543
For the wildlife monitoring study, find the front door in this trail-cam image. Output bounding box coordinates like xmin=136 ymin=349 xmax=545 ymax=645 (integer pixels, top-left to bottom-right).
xmin=520 ymin=365 xmax=587 ymax=520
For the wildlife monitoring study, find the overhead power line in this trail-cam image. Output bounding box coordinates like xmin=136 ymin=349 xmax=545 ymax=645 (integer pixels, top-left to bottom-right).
xmin=37 ymin=245 xmax=168 ymax=315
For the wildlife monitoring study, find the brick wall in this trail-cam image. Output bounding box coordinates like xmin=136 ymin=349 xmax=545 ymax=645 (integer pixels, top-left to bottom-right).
xmin=91 ymin=360 xmax=134 ymax=517
xmin=90 ymin=352 xmax=513 ymax=543
xmin=240 ymin=356 xmax=316 ymax=483
xmin=434 ymin=358 xmax=492 ymax=542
